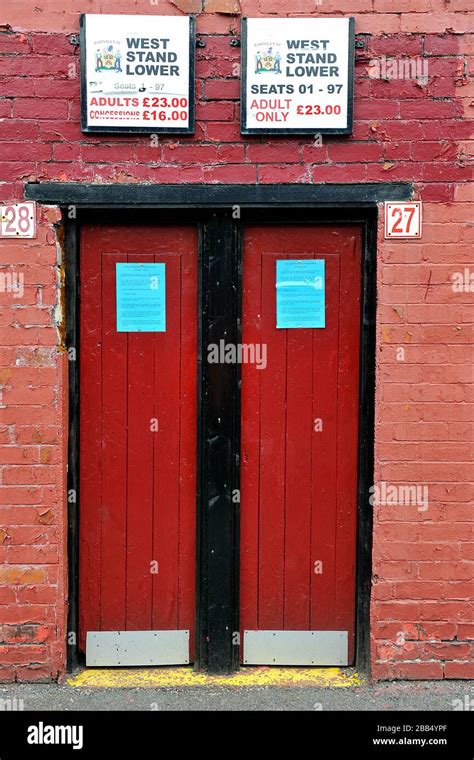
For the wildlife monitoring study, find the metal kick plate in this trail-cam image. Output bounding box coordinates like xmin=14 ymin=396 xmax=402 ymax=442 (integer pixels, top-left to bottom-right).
xmin=86 ymin=630 xmax=190 ymax=667
xmin=243 ymin=630 xmax=348 ymax=666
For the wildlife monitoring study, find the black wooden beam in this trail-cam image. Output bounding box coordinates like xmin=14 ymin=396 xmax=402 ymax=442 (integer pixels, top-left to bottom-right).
xmin=197 ymin=213 xmax=240 ymax=673
xmin=25 ymin=182 xmax=413 ymax=207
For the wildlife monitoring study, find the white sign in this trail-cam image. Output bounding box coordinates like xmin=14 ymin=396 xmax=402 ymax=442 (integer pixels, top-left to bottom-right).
xmin=241 ymin=17 xmax=354 ymax=135
xmin=384 ymin=202 xmax=422 ymax=239
xmin=80 ymin=14 xmax=194 ymax=133
xmin=0 ymin=202 xmax=36 ymax=238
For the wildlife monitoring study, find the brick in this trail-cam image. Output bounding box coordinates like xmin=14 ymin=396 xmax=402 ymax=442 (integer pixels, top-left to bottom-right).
xmin=16 ymin=665 xmax=56 ymax=682
xmin=38 ymin=121 xmax=82 ymax=142
xmin=327 ymin=142 xmax=383 ymax=163
xmin=12 ymin=99 xmax=68 ymax=120
xmin=411 ymin=141 xmax=458 ymax=161
xmin=31 ymin=33 xmax=72 ymax=55
xmin=216 ymin=144 xmax=245 ymax=163
xmin=312 ymin=164 xmax=368 ymax=182
xmin=247 ymin=142 xmax=300 ymax=164
xmin=204 ymin=78 xmax=240 ymax=100
xmin=5 ymin=543 xmax=58 ymax=564
xmin=393 ymin=662 xmax=444 ymax=679
xmin=0 ymin=666 xmax=16 ymax=682
xmin=161 ymin=144 xmax=218 ymax=164
xmin=454 ymin=184 xmax=474 ymax=201
xmin=204 ymin=0 xmax=240 ymax=11
xmin=0 ymin=100 xmax=12 ymax=118
xmin=0 ymin=587 xmax=16 ymax=604
xmin=0 ymin=120 xmax=40 ymax=141
xmin=0 ymin=566 xmax=46 ymax=584
xmin=16 ymin=587 xmax=57 ymax=605
xmin=444 ymin=662 xmax=474 ymax=679
xmin=82 ymin=144 xmax=136 ymax=163
xmin=399 ymin=99 xmax=460 ymax=120
xmin=0 ymin=645 xmax=48 ymax=664
xmin=204 ymin=121 xmax=241 ymax=142
xmin=196 ymin=16 xmax=236 ymax=35
xmin=370 ymin=78 xmax=426 ymax=101
xmin=0 ymin=162 xmax=37 ymax=181
xmin=0 ymin=77 xmax=75 ymax=99
xmin=423 ymin=34 xmax=461 ymax=56
xmin=203 ymin=164 xmax=257 ymax=183
xmin=0 ymin=34 xmax=31 ymax=54
xmin=422 ymin=120 xmax=472 ymax=141
xmin=458 ymin=624 xmax=474 ymax=639
xmin=422 ymin=163 xmax=472 ymax=182
xmin=2 ymin=466 xmax=58 ymax=485
xmin=416 ymin=183 xmax=456 ymax=202
xmin=299 ymin=144 xmax=329 ymax=163
xmin=402 ymin=13 xmax=474 ymax=34
xmin=51 ymin=143 xmax=80 ymax=161
xmin=0 ymin=55 xmax=71 ymax=77
xmin=258 ymin=164 xmax=308 ymax=183
xmin=195 ymin=100 xmax=234 ymax=121
xmin=369 ymin=34 xmax=423 ymax=57
xmin=15 ymin=427 xmax=61 ymax=445
xmin=355 ymin=99 xmax=400 ymax=119
xmin=354 ymin=14 xmax=402 ymax=34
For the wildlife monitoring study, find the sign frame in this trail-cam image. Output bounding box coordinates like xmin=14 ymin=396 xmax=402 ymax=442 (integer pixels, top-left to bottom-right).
xmin=79 ymin=13 xmax=195 ymax=135
xmin=384 ymin=201 xmax=422 ymax=239
xmin=240 ymin=16 xmax=355 ymax=136
xmin=0 ymin=201 xmax=37 ymax=239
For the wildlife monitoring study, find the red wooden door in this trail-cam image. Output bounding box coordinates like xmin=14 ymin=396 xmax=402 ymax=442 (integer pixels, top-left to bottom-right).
xmin=240 ymin=225 xmax=361 ymax=666
xmin=79 ymin=224 xmax=197 ymax=665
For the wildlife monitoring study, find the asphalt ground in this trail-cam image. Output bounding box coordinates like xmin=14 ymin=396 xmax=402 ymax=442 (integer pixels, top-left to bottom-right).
xmin=0 ymin=672 xmax=472 ymax=711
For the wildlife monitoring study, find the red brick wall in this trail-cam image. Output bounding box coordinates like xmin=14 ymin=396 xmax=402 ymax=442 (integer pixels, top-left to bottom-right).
xmin=0 ymin=1 xmax=472 ymax=681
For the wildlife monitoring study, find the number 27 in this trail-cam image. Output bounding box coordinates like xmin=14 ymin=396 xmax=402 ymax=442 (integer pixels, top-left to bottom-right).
xmin=391 ymin=206 xmax=416 ymax=234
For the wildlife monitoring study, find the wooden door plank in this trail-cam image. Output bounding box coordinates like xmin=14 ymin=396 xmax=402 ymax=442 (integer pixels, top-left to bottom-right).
xmin=125 ymin=251 xmax=155 ymax=630
xmin=310 ymin=253 xmax=340 ymax=631
xmin=284 ymin=251 xmax=313 ymax=631
xmin=79 ymin=225 xmax=103 ymax=650
xmin=151 ymin=249 xmax=181 ymax=631
xmin=100 ymin=251 xmax=127 ymax=632
xmin=258 ymin=249 xmax=287 ymax=630
xmin=177 ymin=229 xmax=198 ymax=660
xmin=240 ymin=229 xmax=263 ymax=637
xmin=335 ymin=231 xmax=362 ymax=664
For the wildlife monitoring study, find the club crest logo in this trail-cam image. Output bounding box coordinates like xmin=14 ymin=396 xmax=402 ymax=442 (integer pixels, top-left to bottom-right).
xmin=94 ymin=40 xmax=123 ymax=72
xmin=254 ymin=44 xmax=282 ymax=74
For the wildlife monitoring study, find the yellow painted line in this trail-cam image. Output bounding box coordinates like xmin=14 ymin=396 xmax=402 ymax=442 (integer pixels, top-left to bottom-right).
xmin=67 ymin=666 xmax=362 ymax=689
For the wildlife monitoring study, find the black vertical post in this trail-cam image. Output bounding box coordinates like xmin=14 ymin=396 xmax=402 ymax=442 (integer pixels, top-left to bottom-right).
xmin=197 ymin=212 xmax=240 ymax=673
xmin=356 ymin=214 xmax=376 ymax=672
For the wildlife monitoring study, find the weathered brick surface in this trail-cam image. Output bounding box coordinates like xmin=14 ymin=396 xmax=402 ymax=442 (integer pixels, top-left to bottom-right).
xmin=0 ymin=1 xmax=472 ymax=681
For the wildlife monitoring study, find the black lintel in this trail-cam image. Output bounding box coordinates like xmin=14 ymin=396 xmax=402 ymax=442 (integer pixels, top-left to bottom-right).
xmin=25 ymin=182 xmax=413 ymax=208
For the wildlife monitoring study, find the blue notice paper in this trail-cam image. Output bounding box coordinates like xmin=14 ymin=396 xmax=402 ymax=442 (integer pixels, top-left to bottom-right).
xmin=116 ymin=263 xmax=166 ymax=332
xmin=276 ymin=259 xmax=325 ymax=328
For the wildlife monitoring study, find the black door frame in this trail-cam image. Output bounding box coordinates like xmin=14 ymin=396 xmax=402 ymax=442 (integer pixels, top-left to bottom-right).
xmin=26 ymin=182 xmax=412 ymax=675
